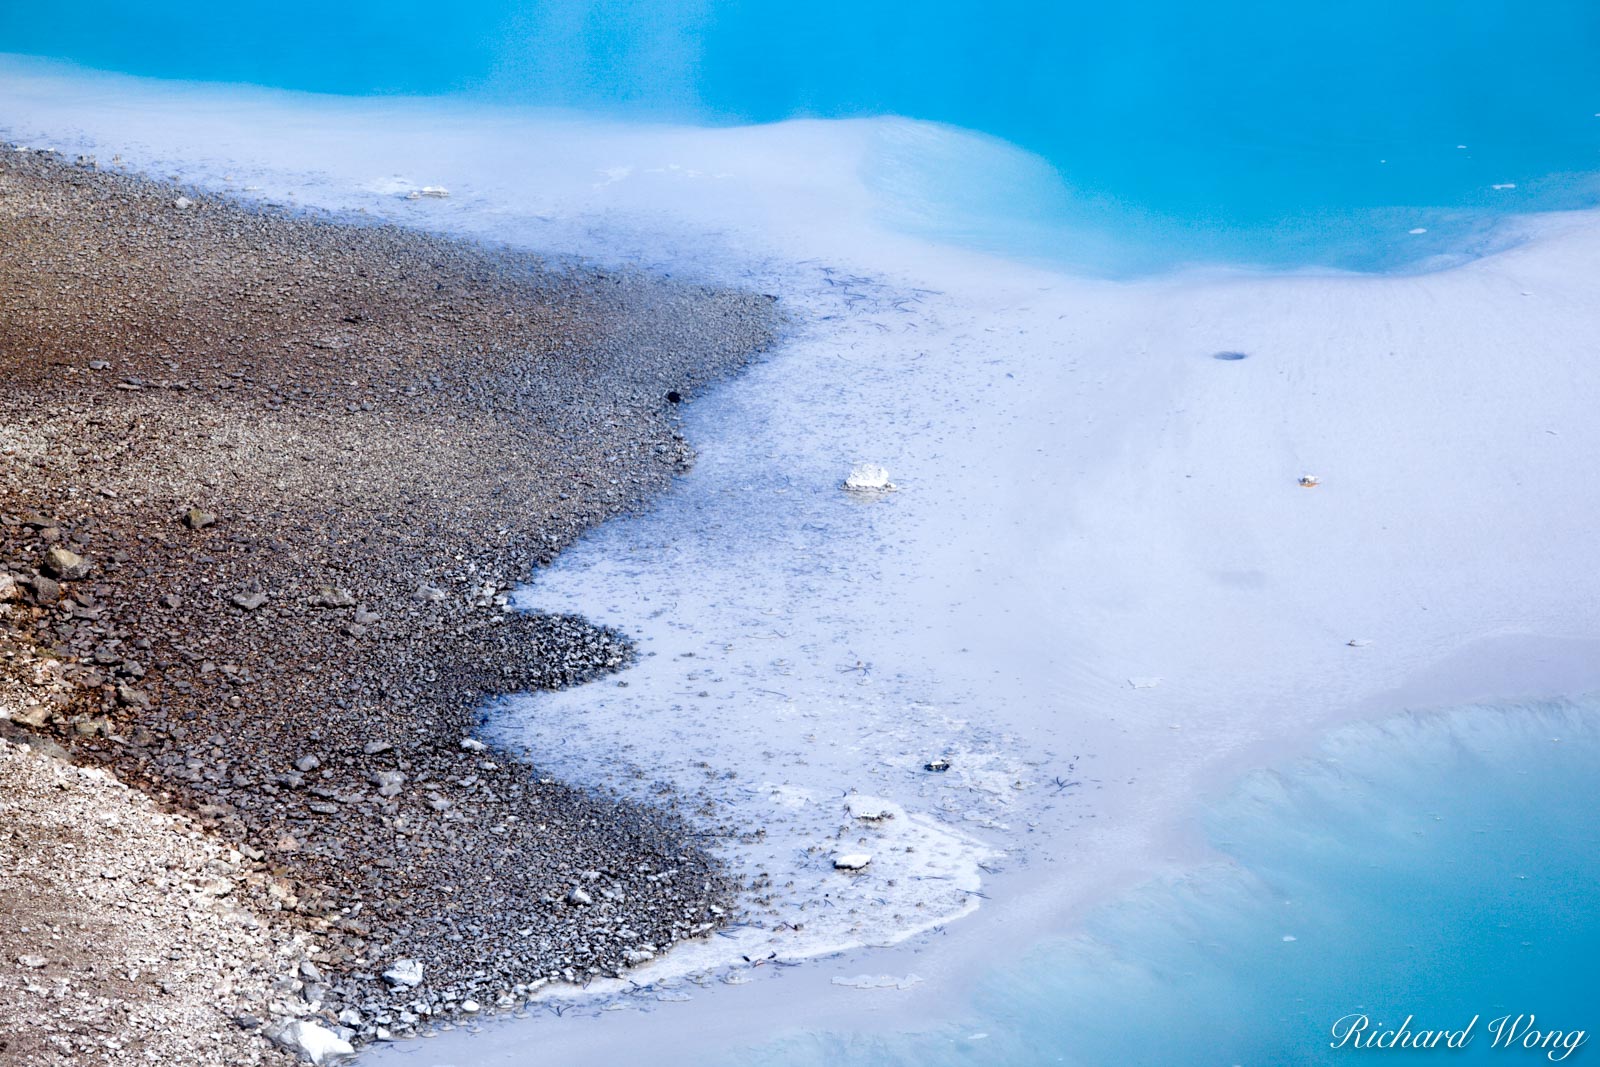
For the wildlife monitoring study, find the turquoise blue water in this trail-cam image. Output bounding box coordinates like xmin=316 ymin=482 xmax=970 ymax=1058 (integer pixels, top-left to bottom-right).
xmin=6 ymin=2 xmax=1600 ymax=269
xmin=742 ymin=701 xmax=1600 ymax=1065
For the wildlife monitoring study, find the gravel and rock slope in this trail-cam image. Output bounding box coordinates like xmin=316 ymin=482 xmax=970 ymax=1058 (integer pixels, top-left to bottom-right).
xmin=0 ymin=736 xmax=309 ymax=1065
xmin=0 ymin=146 xmax=779 ymax=1063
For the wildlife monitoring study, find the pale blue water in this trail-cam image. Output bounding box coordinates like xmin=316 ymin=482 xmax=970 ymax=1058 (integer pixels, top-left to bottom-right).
xmin=6 ymin=1 xmax=1600 ymax=269
xmin=743 ymin=701 xmax=1600 ymax=1065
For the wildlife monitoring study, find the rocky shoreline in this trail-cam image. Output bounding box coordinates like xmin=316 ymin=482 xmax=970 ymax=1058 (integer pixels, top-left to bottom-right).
xmin=0 ymin=147 xmax=779 ymax=1063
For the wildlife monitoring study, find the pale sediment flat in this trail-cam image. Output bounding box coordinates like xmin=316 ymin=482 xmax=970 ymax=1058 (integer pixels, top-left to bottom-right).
xmin=5 ymin=59 xmax=1600 ymax=1065
xmin=416 ymin=219 xmax=1600 ymax=1060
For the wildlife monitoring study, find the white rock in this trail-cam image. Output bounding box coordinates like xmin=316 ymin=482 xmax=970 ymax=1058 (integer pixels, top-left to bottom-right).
xmin=173 ymin=196 xmax=193 ymax=210
xmin=833 ymin=853 xmax=872 ymax=871
xmin=843 ymin=463 xmax=896 ymax=492
xmin=382 ymin=958 xmax=424 ymax=988
xmin=369 ymin=770 xmax=407 ymax=797
xmin=461 ymin=999 xmax=481 ymax=1013
xmin=1127 ymin=676 xmax=1161 ymax=690
xmin=1298 ymin=474 xmax=1321 ymax=487
xmin=263 ymin=1019 xmax=354 ymax=1065
xmin=460 ymin=737 xmax=488 ymax=752
xmin=845 ymin=795 xmax=895 ymax=821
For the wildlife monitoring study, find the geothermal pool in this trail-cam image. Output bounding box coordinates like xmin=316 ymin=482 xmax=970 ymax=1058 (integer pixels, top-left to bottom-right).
xmin=4 ymin=2 xmax=1600 ymax=1063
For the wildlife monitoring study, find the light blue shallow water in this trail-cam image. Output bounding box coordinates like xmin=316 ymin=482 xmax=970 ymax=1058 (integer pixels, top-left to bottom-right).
xmin=6 ymin=2 xmax=1600 ymax=269
xmin=742 ymin=700 xmax=1600 ymax=1065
